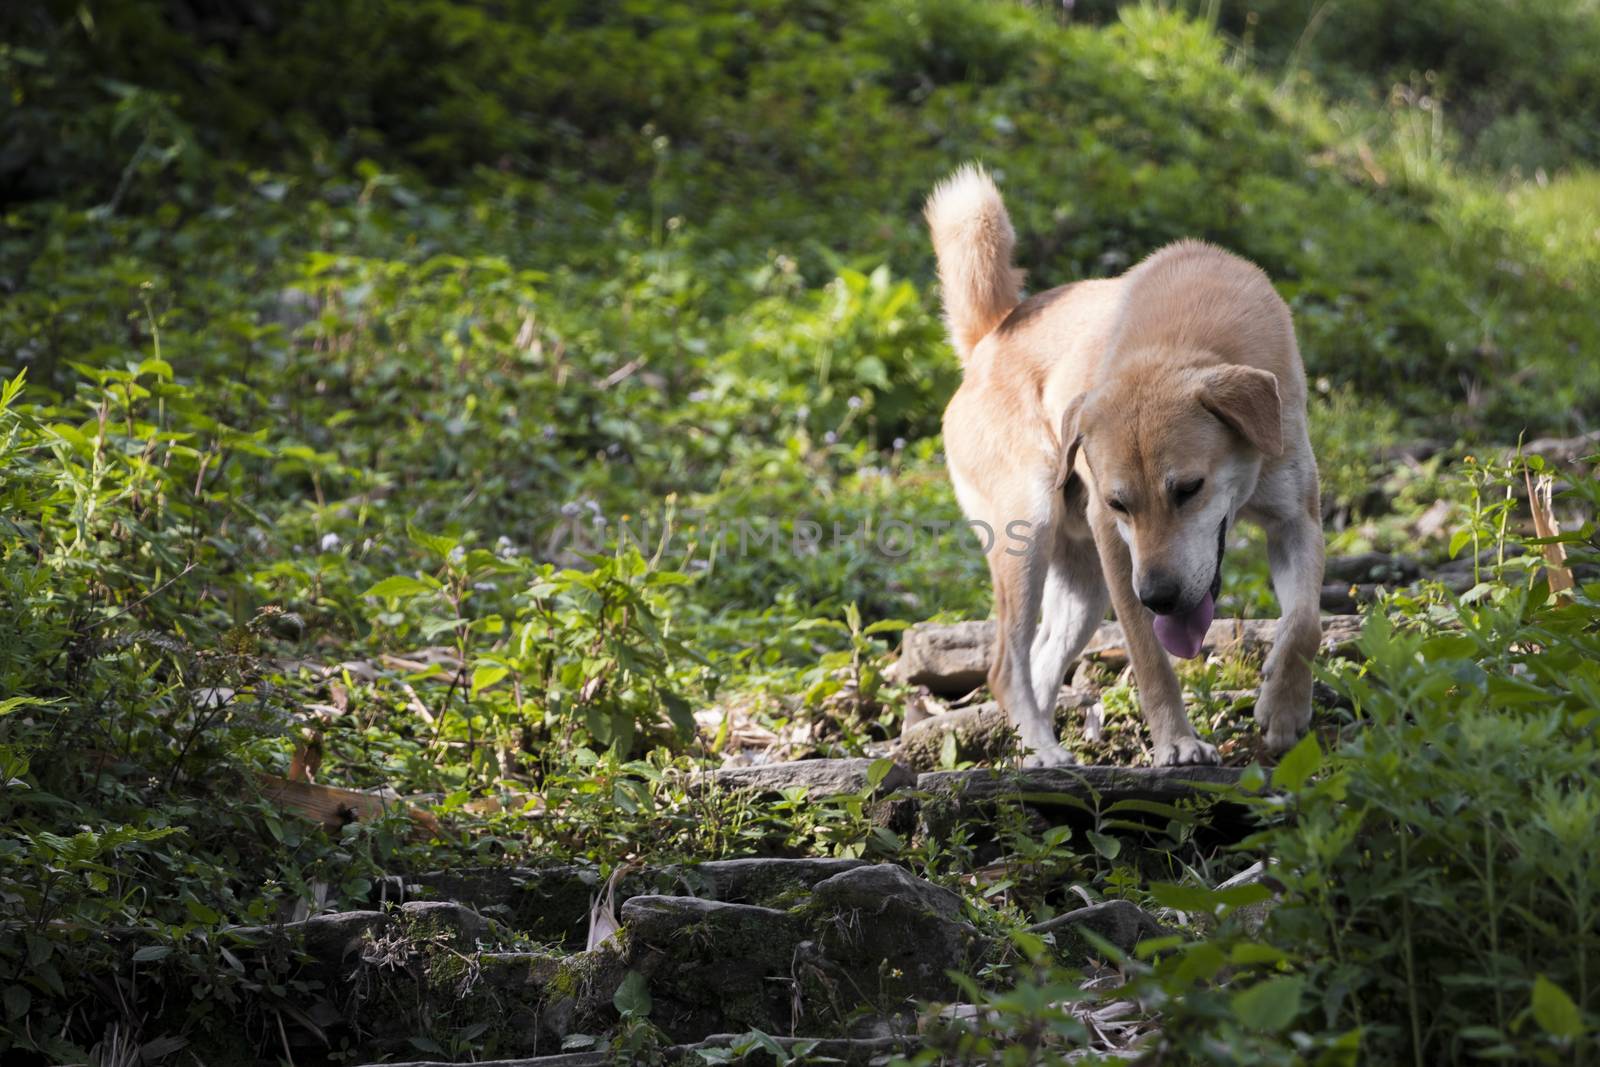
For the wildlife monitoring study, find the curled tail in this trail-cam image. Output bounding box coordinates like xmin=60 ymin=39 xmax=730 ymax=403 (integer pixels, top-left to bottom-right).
xmin=924 ymin=164 xmax=1024 ymax=362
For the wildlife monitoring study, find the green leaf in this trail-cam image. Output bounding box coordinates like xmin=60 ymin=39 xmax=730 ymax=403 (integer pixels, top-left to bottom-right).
xmin=132 ymin=945 xmax=172 ymax=963
xmin=1008 ymin=929 xmax=1048 ymax=961
xmin=1271 ymin=732 xmax=1322 ymax=792
xmin=1531 ymin=974 xmax=1584 ymax=1039
xmin=1103 ymin=798 xmax=1189 ymax=821
xmin=0 ymin=696 xmax=60 ymax=717
xmin=471 ymin=664 xmax=510 ymax=696
xmin=1231 ymin=974 xmax=1304 ymax=1032
xmin=738 ymin=1030 xmax=788 ymax=1057
xmin=661 ymin=691 xmax=696 ymax=737
xmin=136 ymin=357 xmax=174 ymax=380
xmin=362 ymin=575 xmax=438 ymax=599
xmin=408 ymin=524 xmax=460 ymax=559
xmin=1085 ymin=830 xmax=1121 ymax=860
xmin=613 ymin=969 xmax=652 ymax=1019
xmin=1230 ymin=943 xmax=1291 ymax=966
xmin=3 ymin=985 xmax=30 ymax=1021
xmin=184 ymin=898 xmax=222 ymax=925
xmin=1150 ymin=880 xmax=1270 ymax=913
xmin=0 ymin=368 xmax=26 ymax=409
xmin=939 ymin=730 xmax=958 ymax=771
xmin=866 ymin=758 xmax=894 ymax=790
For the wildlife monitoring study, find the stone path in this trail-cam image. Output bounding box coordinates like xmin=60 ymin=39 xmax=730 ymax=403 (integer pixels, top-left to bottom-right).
xmin=181 ymin=761 xmax=1228 ymax=1064
xmin=890 ymin=613 xmax=1364 ymax=695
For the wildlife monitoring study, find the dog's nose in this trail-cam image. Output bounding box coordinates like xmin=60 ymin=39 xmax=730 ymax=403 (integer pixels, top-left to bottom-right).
xmin=1138 ymin=573 xmax=1182 ymax=615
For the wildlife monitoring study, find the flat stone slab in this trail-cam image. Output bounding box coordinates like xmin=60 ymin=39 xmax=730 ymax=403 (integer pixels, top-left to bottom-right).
xmin=888 ymin=618 xmax=995 ymax=693
xmin=693 ymin=856 xmax=867 ymax=903
xmin=622 ymin=894 xmax=797 ymax=942
xmin=387 ymin=857 xmax=869 ymax=946
xmin=893 ymin=615 xmax=1363 ymax=695
xmin=356 ymin=1057 xmax=608 ymax=1067
xmin=667 ymin=1034 xmax=918 ymax=1064
xmin=893 ymin=691 xmax=1096 ymax=770
xmin=227 ymin=900 xmax=487 ymax=963
xmin=711 ymin=757 xmax=914 ymax=798
xmin=812 ymin=862 xmax=963 ymax=921
xmin=917 ymin=764 xmax=1244 ymax=807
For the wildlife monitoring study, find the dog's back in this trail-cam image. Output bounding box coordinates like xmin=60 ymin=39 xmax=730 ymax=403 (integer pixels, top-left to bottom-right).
xmin=1111 ymin=241 xmax=1302 ymax=391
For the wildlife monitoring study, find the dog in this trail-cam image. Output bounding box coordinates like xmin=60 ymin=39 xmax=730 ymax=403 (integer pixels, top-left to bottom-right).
xmin=926 ymin=164 xmax=1325 ymax=767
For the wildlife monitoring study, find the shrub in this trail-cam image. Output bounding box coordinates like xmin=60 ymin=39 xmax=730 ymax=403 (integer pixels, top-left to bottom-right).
xmin=1123 ymin=455 xmax=1600 ymax=1065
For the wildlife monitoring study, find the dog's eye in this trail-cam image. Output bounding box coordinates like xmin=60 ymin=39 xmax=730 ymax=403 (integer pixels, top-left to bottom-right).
xmin=1106 ymin=498 xmax=1129 ymax=514
xmin=1173 ymin=479 xmax=1205 ymax=505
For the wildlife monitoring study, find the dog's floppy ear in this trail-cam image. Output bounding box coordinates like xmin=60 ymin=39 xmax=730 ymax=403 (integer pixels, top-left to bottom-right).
xmin=1055 ymin=393 xmax=1088 ymax=491
xmin=1200 ymin=366 xmax=1283 ymax=457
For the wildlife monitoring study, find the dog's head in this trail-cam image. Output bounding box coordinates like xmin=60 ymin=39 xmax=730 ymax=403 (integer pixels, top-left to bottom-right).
xmin=1058 ymin=362 xmax=1282 ymax=658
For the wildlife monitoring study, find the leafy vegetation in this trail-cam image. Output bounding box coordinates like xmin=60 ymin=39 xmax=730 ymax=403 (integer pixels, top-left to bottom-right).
xmin=1 ymin=1 xmax=1596 ymax=1063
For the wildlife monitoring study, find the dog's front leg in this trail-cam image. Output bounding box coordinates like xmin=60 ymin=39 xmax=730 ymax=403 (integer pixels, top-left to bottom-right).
xmin=1255 ymin=499 xmax=1325 ymax=754
xmin=1091 ymin=506 xmax=1219 ymax=766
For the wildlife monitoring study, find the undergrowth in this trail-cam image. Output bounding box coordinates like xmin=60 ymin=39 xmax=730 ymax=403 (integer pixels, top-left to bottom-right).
xmin=1 ymin=1 xmax=1597 ymax=1063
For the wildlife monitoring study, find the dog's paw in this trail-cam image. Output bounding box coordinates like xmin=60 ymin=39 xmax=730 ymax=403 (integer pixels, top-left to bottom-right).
xmin=1263 ymin=720 xmax=1308 ymax=757
xmin=1254 ymin=689 xmax=1312 ymax=756
xmin=1022 ymin=742 xmax=1077 ymax=769
xmin=1152 ymin=736 xmax=1220 ymax=767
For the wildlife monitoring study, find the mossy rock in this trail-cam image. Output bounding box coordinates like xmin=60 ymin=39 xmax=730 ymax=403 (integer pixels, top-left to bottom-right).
xmin=807 ymin=865 xmax=979 ymax=1008
xmin=622 ymin=896 xmax=805 ymax=1041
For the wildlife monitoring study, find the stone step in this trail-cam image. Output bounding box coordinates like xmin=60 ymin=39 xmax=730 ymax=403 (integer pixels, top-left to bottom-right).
xmin=357 ymin=1034 xmax=922 ymax=1067
xmin=709 ymin=756 xmax=915 ymax=798
xmin=891 ymin=614 xmax=1363 ymax=696
xmin=917 ymin=764 xmax=1244 ymax=808
xmin=354 ymin=1056 xmax=609 ymax=1067
xmin=914 ymin=765 xmax=1256 ymax=845
xmin=375 ymin=856 xmax=871 ymax=947
xmin=174 ymin=862 xmax=987 ymax=1057
xmin=668 ymin=1032 xmax=918 ymax=1064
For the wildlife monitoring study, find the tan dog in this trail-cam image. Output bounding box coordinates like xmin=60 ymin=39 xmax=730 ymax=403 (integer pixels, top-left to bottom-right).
xmin=926 ymin=165 xmax=1325 ymax=767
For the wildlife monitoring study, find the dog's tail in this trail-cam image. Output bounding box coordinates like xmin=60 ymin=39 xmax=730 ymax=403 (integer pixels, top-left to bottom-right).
xmin=924 ymin=164 xmax=1023 ymax=363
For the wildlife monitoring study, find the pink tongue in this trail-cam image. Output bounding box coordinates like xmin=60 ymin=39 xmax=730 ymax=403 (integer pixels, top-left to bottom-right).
xmin=1152 ymin=591 xmax=1215 ymax=659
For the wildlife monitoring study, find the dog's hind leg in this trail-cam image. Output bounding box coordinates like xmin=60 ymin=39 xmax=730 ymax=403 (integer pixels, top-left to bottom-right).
xmin=987 ymin=516 xmax=1074 ymax=768
xmin=1029 ymin=530 xmax=1110 ymax=726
